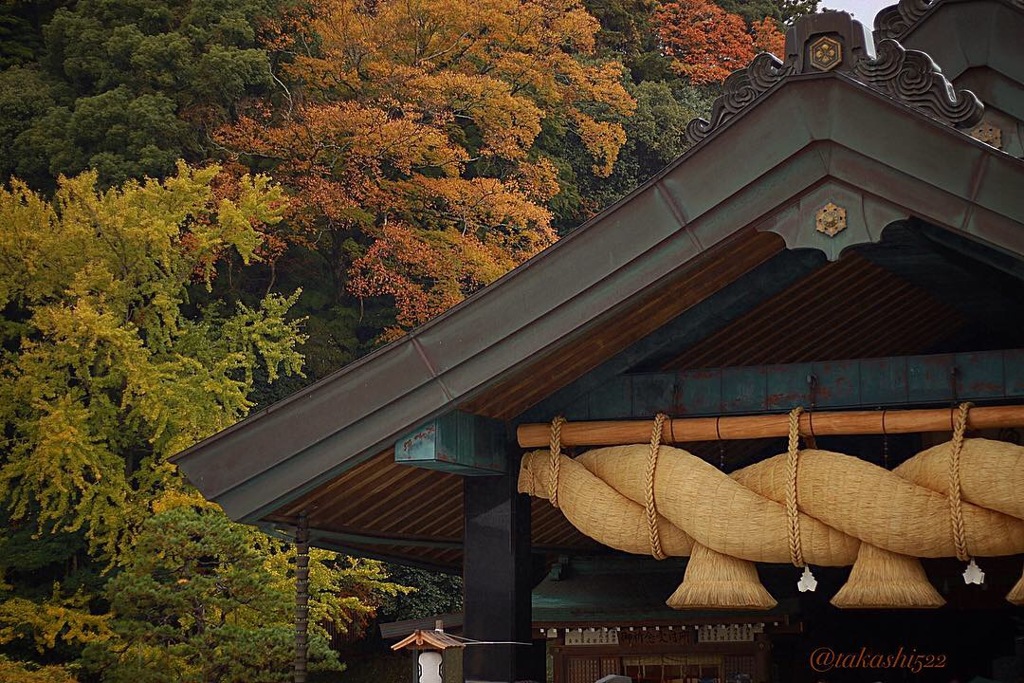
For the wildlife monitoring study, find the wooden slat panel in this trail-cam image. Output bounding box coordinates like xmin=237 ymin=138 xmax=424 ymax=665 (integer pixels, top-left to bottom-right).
xmin=461 ymin=231 xmax=785 ymax=419
xmin=342 ymin=467 xmax=444 ymax=527
xmin=279 ymin=450 xmax=465 ymax=541
xmin=663 ymin=254 xmax=963 ymax=371
xmin=373 ymin=476 xmax=463 ymax=536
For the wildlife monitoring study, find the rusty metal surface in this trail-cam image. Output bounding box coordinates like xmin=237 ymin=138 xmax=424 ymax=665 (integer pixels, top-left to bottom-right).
xmin=394 ymin=412 xmax=506 ymax=474
xmin=550 ymin=348 xmax=1024 ymax=421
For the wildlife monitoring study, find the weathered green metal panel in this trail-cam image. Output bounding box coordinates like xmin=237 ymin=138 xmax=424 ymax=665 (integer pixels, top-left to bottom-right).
xmin=395 ymin=412 xmax=506 ymax=475
xmin=764 ymin=363 xmax=813 ymax=411
xmin=676 ymin=369 xmax=722 ymax=416
xmin=811 ymin=359 xmax=862 ymax=408
xmin=555 ymin=392 xmax=590 ymax=421
xmin=1006 ymin=350 xmax=1024 ymax=398
xmin=587 ymin=377 xmax=632 ymax=420
xmin=906 ymin=354 xmax=955 ymax=404
xmin=722 ymin=365 xmax=767 ymax=413
xmin=955 ymin=352 xmax=1006 ymax=400
xmin=859 ymin=356 xmax=908 ymax=406
xmin=632 ymin=374 xmax=676 ymax=416
xmin=560 ymin=349 xmax=1024 ymax=421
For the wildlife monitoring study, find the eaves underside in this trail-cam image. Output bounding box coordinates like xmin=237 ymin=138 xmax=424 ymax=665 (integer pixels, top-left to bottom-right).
xmin=172 ymin=72 xmax=1024 ymax=525
xmin=264 ymin=240 xmax=1013 ymax=571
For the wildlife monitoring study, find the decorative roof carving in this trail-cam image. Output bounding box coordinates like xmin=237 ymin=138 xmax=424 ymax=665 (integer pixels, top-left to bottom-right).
xmin=683 ymin=53 xmax=794 ymax=145
xmin=853 ymin=39 xmax=983 ymax=128
xmin=875 ymin=0 xmax=1024 ymax=40
xmin=969 ymin=121 xmax=1003 ymax=149
xmin=682 ymin=11 xmax=984 ymax=146
xmin=874 ymin=0 xmax=938 ymax=38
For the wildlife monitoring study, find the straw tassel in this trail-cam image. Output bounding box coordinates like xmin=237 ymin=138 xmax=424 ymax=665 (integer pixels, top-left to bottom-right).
xmin=831 ymin=543 xmax=945 ymax=609
xmin=1007 ymin=564 xmax=1024 ymax=606
xmin=667 ymin=544 xmax=777 ymax=610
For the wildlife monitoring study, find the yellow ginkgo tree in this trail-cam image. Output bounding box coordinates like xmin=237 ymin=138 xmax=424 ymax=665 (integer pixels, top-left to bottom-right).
xmin=0 ymin=165 xmax=405 ymax=681
xmin=0 ymin=162 xmax=301 ymax=560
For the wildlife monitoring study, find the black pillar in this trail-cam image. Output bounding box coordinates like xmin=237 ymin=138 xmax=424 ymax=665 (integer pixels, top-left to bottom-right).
xmin=463 ymin=459 xmax=534 ymax=682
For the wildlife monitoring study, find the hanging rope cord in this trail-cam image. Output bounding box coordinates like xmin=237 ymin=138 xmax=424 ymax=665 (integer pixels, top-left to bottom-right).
xmin=948 ymin=402 xmax=973 ymax=562
xmin=782 ymin=401 xmax=973 ymax=565
xmin=786 ymin=406 xmax=806 ymax=568
xmin=645 ymin=413 xmax=670 ymax=560
xmin=549 ymin=413 xmax=671 ymax=560
xmin=548 ymin=416 xmax=567 ymax=508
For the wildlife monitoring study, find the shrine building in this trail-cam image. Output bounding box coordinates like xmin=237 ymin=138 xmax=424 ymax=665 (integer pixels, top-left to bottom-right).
xmin=174 ymin=1 xmax=1024 ymax=681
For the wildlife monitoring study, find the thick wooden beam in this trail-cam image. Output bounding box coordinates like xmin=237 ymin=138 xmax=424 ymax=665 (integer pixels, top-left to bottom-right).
xmin=517 ymin=404 xmax=1024 ymax=448
xmin=311 ymin=528 xmax=461 ymax=549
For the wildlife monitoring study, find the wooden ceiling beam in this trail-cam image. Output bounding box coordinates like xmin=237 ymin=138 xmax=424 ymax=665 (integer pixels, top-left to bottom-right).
xmin=517 ymin=404 xmax=1024 ymax=448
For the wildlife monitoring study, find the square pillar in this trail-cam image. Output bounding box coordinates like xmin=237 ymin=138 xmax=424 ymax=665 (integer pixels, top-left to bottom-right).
xmin=462 ymin=459 xmax=535 ymax=682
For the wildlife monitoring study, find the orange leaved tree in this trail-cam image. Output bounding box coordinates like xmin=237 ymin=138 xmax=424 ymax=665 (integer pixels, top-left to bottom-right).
xmin=654 ymin=0 xmax=786 ymax=85
xmin=222 ymin=0 xmax=635 ymax=340
xmin=752 ymin=16 xmax=788 ymax=57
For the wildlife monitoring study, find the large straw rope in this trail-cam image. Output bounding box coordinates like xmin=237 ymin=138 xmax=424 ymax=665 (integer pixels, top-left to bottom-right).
xmin=547 ymin=412 xmax=675 ymax=559
xmin=518 ymin=432 xmax=1024 ymax=605
xmin=526 ymin=442 xmax=861 ymax=566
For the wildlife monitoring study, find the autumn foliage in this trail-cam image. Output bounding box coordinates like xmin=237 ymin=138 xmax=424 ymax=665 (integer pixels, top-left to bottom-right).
xmin=222 ymin=0 xmax=635 ymax=338
xmin=0 ymin=0 xmax=824 ymax=678
xmin=752 ymin=16 xmax=788 ymax=57
xmin=654 ymin=0 xmax=787 ymax=84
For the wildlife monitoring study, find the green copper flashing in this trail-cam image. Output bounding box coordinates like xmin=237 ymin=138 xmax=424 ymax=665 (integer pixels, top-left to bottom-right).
xmin=396 ymin=411 xmax=508 ymax=475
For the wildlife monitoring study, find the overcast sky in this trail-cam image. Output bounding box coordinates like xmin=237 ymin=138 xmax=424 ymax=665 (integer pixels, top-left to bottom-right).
xmin=823 ymin=0 xmax=896 ymax=24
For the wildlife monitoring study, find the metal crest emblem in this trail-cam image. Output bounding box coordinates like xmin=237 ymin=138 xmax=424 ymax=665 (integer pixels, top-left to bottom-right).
xmin=809 ymin=36 xmax=842 ymax=72
xmin=816 ymin=202 xmax=847 ymax=237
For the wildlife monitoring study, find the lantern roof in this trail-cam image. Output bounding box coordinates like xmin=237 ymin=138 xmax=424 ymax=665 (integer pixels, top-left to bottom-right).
xmin=391 ymin=629 xmax=465 ymax=652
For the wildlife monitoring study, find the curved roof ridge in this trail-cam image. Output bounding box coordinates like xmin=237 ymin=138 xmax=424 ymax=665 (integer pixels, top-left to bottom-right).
xmin=875 ymin=0 xmax=1024 ymax=40
xmin=684 ymin=11 xmax=983 ymax=147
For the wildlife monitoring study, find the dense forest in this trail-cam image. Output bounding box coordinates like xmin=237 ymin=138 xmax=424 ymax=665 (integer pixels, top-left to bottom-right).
xmin=0 ymin=0 xmax=815 ymax=680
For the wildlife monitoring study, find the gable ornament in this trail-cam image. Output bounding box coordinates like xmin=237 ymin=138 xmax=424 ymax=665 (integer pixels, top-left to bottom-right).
xmin=816 ymin=203 xmax=847 ymax=237
xmin=682 ymin=12 xmax=983 ymax=147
